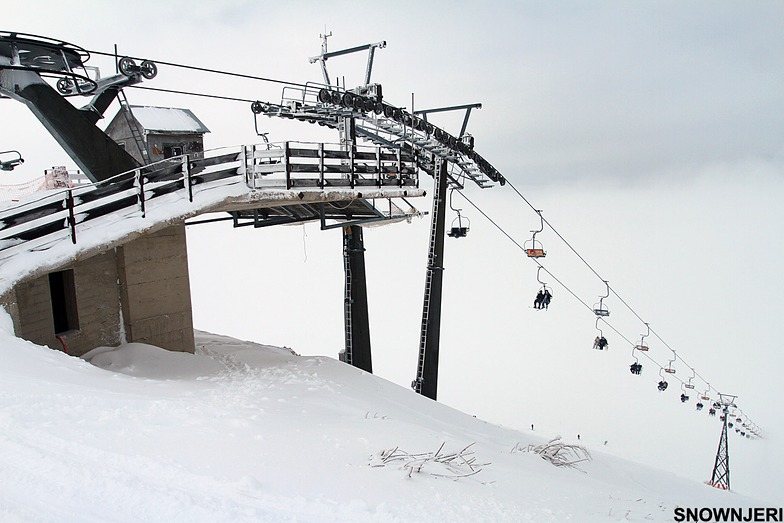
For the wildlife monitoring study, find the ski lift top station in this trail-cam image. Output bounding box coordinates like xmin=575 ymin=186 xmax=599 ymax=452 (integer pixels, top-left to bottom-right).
xmin=0 ymin=31 xmax=761 ymax=486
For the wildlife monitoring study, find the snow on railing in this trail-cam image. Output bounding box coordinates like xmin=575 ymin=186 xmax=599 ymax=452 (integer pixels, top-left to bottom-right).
xmin=0 ymin=141 xmax=419 ymax=257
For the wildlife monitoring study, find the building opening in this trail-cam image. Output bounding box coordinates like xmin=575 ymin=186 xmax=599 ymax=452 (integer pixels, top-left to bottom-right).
xmin=163 ymin=145 xmax=183 ymax=158
xmin=49 ymin=270 xmax=79 ymax=333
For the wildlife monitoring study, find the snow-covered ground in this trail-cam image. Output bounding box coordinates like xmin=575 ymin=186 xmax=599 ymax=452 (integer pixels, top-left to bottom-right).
xmin=0 ymin=309 xmax=763 ymax=522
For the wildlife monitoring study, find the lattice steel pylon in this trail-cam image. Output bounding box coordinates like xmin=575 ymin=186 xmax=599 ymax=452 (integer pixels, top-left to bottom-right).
xmin=708 ymin=393 xmax=736 ymax=490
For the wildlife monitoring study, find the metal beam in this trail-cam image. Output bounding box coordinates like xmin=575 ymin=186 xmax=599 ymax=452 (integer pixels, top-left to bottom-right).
xmin=0 ymin=70 xmax=140 ymax=182
xmin=414 ymin=103 xmax=483 ymax=116
xmin=342 ymin=225 xmax=373 ymax=373
xmin=413 ymin=158 xmax=449 ymax=400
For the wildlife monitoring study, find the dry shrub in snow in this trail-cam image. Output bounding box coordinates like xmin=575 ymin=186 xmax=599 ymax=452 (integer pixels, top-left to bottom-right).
xmin=369 ymin=442 xmax=489 ymax=479
xmin=513 ymin=436 xmax=592 ymax=469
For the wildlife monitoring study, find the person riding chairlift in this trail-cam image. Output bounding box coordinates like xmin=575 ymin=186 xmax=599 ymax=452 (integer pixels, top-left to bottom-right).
xmin=533 ymin=290 xmax=544 ymax=309
xmin=593 ymin=336 xmax=608 ymax=350
xmin=542 ymin=289 xmax=552 ymax=309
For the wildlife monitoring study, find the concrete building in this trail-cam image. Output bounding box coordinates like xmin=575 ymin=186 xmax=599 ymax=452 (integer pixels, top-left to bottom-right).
xmin=1 ymin=224 xmax=195 ymax=356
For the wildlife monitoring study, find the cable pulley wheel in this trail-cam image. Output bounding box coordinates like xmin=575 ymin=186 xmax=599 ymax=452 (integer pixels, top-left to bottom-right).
xmin=56 ymin=77 xmax=74 ymax=95
xmin=140 ymin=60 xmax=157 ymax=79
xmin=318 ymin=88 xmax=332 ymax=103
xmin=340 ymin=92 xmax=354 ymax=108
xmin=118 ymin=56 xmax=136 ymax=76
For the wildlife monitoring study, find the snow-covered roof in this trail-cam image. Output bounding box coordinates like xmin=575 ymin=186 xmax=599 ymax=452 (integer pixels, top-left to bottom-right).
xmin=129 ymin=105 xmax=210 ymax=134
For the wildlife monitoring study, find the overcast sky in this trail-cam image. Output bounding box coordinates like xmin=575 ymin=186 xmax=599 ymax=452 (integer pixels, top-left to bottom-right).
xmin=3 ymin=0 xmax=783 ymax=502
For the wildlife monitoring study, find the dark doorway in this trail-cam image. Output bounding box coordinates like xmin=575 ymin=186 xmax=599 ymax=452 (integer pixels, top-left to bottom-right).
xmin=49 ymin=270 xmax=79 ymax=333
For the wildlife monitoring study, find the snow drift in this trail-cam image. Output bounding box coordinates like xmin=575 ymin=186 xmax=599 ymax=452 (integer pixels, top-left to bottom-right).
xmin=0 ymin=309 xmax=763 ymax=522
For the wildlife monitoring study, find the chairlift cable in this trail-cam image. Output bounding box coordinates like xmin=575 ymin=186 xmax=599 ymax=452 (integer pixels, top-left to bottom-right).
xmin=454 ymin=189 xmax=593 ymax=313
xmin=85 ymin=48 xmax=309 ymax=88
xmin=456 ymin=185 xmax=758 ymax=430
xmin=505 ymin=178 xmax=605 ymax=282
xmin=502 ymin=180 xmax=745 ymax=411
xmin=459 ymin=188 xmax=673 ymax=376
xmin=127 ymin=85 xmax=257 ymax=103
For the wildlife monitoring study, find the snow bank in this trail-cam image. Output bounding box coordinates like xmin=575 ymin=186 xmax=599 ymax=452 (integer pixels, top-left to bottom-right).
xmin=0 ymin=322 xmax=762 ymax=522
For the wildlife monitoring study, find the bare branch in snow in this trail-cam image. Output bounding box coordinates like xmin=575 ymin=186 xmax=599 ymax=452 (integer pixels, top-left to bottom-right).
xmin=513 ymin=436 xmax=592 ymax=469
xmin=369 ymin=442 xmax=489 ymax=479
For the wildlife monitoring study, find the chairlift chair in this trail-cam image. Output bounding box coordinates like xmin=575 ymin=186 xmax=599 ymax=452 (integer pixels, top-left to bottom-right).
xmin=634 ymin=323 xmax=650 ymax=351
xmin=629 ymin=339 xmax=644 ymax=375
xmin=593 ymin=318 xmax=608 ymax=350
xmin=701 ymin=390 xmax=711 ymax=401
xmin=663 ymin=350 xmax=677 ymax=374
xmin=525 ymin=210 xmax=547 ymax=258
xmin=448 ymin=214 xmax=470 ymax=238
xmin=525 ymin=242 xmax=546 ymax=258
xmin=593 ymin=280 xmax=611 ymax=317
xmin=0 ymin=150 xmax=24 ymax=171
xmin=447 ymin=189 xmax=470 ymax=238
xmin=532 ymin=266 xmax=554 ymax=310
xmin=680 ymin=383 xmax=690 ymax=402
xmin=657 ymin=367 xmax=669 ymax=391
xmin=683 ymin=367 xmax=696 ymax=389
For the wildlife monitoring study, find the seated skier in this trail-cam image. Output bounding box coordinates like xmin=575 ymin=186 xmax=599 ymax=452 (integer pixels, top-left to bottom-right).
xmin=542 ymin=289 xmax=552 ymax=310
xmin=533 ymin=290 xmax=544 ymax=309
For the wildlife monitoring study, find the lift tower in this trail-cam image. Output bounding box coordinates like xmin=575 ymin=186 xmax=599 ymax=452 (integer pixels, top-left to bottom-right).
xmin=708 ymin=393 xmax=736 ymax=491
xmin=263 ymin=35 xmax=505 ymax=397
xmin=311 ymin=33 xmax=386 ymax=373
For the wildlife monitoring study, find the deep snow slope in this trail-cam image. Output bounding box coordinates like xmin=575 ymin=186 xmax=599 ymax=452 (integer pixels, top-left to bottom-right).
xmin=0 ymin=315 xmax=760 ymax=522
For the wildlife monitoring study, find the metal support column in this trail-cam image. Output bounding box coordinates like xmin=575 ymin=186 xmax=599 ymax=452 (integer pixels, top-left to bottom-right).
xmin=708 ymin=394 xmax=735 ymax=490
xmin=340 ymin=225 xmax=373 ymax=373
xmin=413 ymin=158 xmax=449 ymax=400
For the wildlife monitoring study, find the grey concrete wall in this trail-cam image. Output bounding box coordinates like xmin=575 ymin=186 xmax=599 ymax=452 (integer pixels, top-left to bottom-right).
xmin=4 ymin=250 xmax=123 ymax=355
xmin=10 ymin=275 xmax=56 ymax=349
xmin=5 ymin=224 xmax=195 ymax=356
xmin=68 ymin=250 xmax=125 ymax=354
xmin=117 ymin=224 xmax=195 ymax=353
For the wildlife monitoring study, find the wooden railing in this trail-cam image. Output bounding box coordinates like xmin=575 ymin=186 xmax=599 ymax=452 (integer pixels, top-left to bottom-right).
xmin=0 ymin=141 xmax=419 ymax=257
